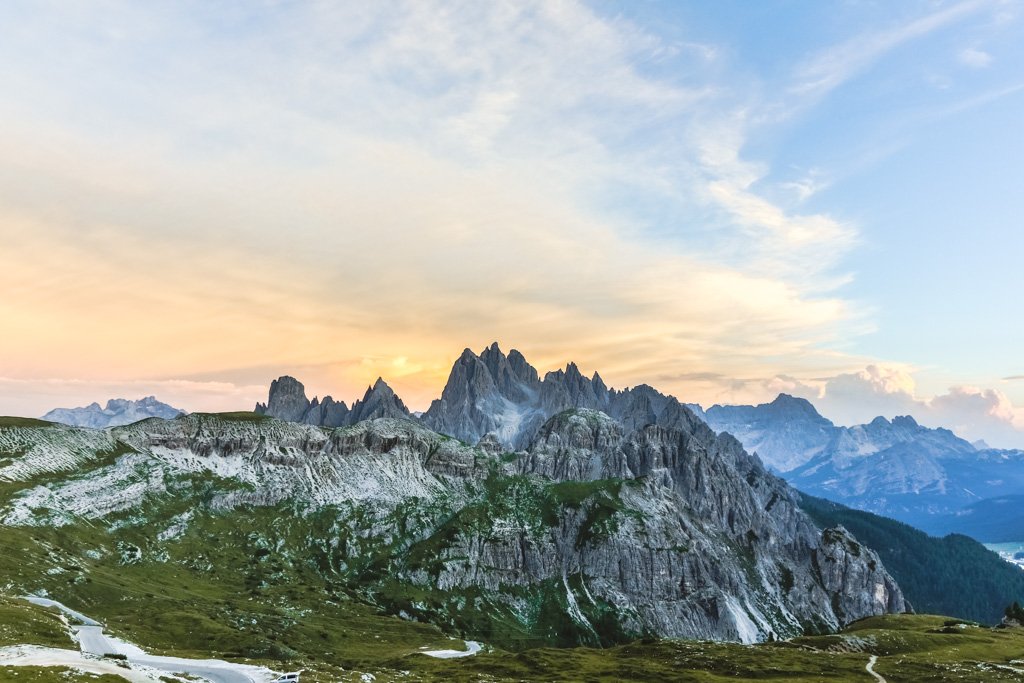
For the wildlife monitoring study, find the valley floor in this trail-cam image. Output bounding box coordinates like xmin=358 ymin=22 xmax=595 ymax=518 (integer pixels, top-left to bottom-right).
xmin=3 ymin=597 xmax=1024 ymax=682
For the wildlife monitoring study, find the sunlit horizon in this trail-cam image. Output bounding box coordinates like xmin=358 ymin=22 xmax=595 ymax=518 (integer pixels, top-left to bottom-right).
xmin=2 ymin=1 xmax=1022 ymax=448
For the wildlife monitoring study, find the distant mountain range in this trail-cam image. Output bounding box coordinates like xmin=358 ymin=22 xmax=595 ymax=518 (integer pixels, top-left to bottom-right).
xmin=253 ymin=375 xmax=410 ymax=426
xmin=917 ymin=495 xmax=1024 ymax=542
xmin=41 ymin=397 xmax=185 ymax=428
xmin=703 ymin=395 xmax=1024 ymax=536
xmin=35 ymin=347 xmax=1024 ymax=543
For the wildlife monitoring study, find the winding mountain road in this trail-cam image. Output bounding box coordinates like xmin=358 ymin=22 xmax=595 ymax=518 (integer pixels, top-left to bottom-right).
xmin=866 ymin=655 xmax=887 ymax=683
xmin=21 ymin=597 xmax=271 ymax=683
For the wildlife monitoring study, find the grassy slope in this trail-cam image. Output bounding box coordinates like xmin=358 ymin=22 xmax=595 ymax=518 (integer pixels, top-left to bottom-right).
xmin=0 ymin=596 xmax=73 ymax=648
xmin=4 ymin=596 xmax=1024 ymax=682
xmin=0 ymin=597 xmax=126 ymax=683
xmin=3 ymin=424 xmax=1024 ymax=681
xmin=0 ymin=669 xmax=126 ymax=683
xmin=0 ymin=417 xmax=55 ymax=428
xmin=408 ymin=616 xmax=1024 ymax=682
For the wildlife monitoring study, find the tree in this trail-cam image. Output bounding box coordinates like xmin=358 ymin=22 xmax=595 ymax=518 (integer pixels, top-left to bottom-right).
xmin=1004 ymin=601 xmax=1024 ymax=624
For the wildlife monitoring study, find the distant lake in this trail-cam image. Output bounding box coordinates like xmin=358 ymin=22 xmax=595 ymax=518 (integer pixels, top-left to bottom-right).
xmin=985 ymin=542 xmax=1024 ymax=569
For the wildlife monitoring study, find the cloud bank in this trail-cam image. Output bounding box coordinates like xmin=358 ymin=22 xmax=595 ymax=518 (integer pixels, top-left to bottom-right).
xmin=0 ymin=2 xmax=868 ymax=410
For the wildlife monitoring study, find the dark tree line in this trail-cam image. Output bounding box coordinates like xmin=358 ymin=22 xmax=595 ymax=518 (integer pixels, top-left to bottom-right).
xmin=799 ymin=494 xmax=1024 ymax=625
xmin=1006 ymin=601 xmax=1024 ymax=623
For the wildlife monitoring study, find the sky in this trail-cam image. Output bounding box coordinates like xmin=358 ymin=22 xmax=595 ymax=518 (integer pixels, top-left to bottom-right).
xmin=0 ymin=1 xmax=1022 ymax=447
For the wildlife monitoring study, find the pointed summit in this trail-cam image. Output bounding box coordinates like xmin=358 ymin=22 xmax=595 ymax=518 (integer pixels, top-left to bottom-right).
xmin=766 ymin=393 xmax=823 ymax=419
xmin=256 ymin=376 xmax=310 ymax=422
xmin=348 ymin=377 xmax=411 ymax=424
xmin=507 ymin=348 xmax=539 ymax=385
xmin=422 ymin=343 xmax=544 ymax=448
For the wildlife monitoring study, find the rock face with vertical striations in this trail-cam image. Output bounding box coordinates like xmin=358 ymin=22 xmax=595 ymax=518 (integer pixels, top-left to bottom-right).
xmin=347 ymin=377 xmax=412 ymax=423
xmin=255 ymin=376 xmax=316 ymax=423
xmin=421 ymin=343 xmax=705 ymax=451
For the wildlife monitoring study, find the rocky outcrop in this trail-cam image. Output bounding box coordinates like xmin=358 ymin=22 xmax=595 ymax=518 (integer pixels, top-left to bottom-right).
xmin=420 ymin=344 xmax=546 ymax=449
xmin=255 ymin=376 xmax=316 ymax=423
xmin=494 ymin=409 xmax=906 ymax=640
xmin=421 ymin=343 xmax=706 ymax=451
xmin=347 ymin=378 xmax=413 ymax=423
xmin=254 ymin=375 xmax=411 ymax=427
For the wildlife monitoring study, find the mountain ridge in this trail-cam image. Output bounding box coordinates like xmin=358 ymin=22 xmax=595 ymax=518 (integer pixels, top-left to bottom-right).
xmin=703 ymin=394 xmax=1024 ymax=531
xmin=40 ymin=396 xmax=185 ymax=429
xmin=249 ymin=345 xmax=1024 ymax=537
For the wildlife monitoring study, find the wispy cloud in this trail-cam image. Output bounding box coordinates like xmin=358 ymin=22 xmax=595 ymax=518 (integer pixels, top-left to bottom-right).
xmin=958 ymin=46 xmax=994 ymax=67
xmin=790 ymin=0 xmax=991 ymax=98
xmin=0 ymin=0 xmax=876 ymax=413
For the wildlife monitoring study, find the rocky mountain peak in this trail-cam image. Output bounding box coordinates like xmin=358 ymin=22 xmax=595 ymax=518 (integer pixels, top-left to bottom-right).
xmin=767 ymin=393 xmax=825 ymax=419
xmin=422 ymin=343 xmax=549 ymax=448
xmin=255 ymin=375 xmax=384 ymax=428
xmin=256 ymin=375 xmax=311 ymax=422
xmin=704 ymin=394 xmax=837 ymax=473
xmin=507 ymin=348 xmax=539 ymax=385
xmin=423 ymin=345 xmax=706 ymax=450
xmin=348 ymin=377 xmax=411 ymax=423
xmin=892 ymin=415 xmax=920 ymax=429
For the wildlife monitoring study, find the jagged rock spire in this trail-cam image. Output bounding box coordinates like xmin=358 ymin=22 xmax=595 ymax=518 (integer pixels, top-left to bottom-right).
xmin=347 ymin=377 xmax=411 ymax=423
xmin=420 ymin=343 xmax=704 ymax=451
xmin=255 ymin=376 xmax=311 ymax=423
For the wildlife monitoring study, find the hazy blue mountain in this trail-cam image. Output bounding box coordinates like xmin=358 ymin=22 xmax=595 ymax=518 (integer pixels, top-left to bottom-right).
xmin=41 ymin=396 xmax=185 ymax=428
xmin=703 ymin=395 xmax=1024 ymax=533
xmin=704 ymin=395 xmax=837 ymax=472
